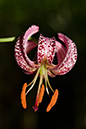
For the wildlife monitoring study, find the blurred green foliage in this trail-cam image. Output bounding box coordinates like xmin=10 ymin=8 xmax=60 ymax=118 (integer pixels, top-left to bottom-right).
xmin=0 ymin=0 xmax=86 ymax=129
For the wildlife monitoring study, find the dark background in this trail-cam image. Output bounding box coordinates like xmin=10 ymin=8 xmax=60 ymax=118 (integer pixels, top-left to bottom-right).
xmin=0 ymin=0 xmax=86 ymax=129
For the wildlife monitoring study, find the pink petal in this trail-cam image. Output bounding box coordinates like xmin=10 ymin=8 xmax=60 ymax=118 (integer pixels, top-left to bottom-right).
xmin=15 ymin=35 xmax=36 ymax=74
xmin=25 ymin=40 xmax=37 ymax=54
xmin=55 ymin=41 xmax=66 ymax=64
xmin=24 ymin=25 xmax=39 ymax=42
xmin=23 ymin=25 xmax=40 ymax=68
xmin=15 ymin=25 xmax=41 ymax=73
xmin=51 ymin=33 xmax=77 ymax=75
xmin=37 ymin=34 xmax=56 ymax=64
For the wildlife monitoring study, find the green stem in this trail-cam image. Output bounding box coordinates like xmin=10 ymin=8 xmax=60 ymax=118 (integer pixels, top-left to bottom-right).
xmin=0 ymin=37 xmax=15 ymax=42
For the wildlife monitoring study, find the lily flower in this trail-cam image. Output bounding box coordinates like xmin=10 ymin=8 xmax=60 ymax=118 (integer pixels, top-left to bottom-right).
xmin=15 ymin=25 xmax=77 ymax=112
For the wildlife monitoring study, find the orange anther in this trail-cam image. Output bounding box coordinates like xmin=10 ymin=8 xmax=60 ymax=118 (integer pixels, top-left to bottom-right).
xmin=37 ymin=84 xmax=45 ymax=106
xmin=46 ymin=89 xmax=59 ymax=112
xmin=20 ymin=83 xmax=27 ymax=109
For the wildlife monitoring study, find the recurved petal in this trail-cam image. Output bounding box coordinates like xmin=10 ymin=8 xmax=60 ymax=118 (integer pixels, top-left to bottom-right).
xmin=25 ymin=40 xmax=37 ymax=54
xmin=23 ymin=25 xmax=41 ymax=68
xmin=15 ymin=35 xmax=37 ymax=74
xmin=51 ymin=33 xmax=77 ymax=75
xmin=37 ymin=34 xmax=56 ymax=64
xmin=55 ymin=41 xmax=66 ymax=64
xmin=24 ymin=25 xmax=39 ymax=42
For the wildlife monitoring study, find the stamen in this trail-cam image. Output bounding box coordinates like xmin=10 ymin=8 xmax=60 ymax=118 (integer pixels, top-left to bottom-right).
xmin=45 ymin=77 xmax=49 ymax=95
xmin=46 ymin=89 xmax=59 ymax=112
xmin=46 ymin=86 xmax=49 ymax=95
xmin=21 ymin=83 xmax=27 ymax=109
xmin=25 ymin=67 xmax=41 ymax=95
xmin=45 ymin=70 xmax=54 ymax=93
xmin=33 ymin=71 xmax=43 ymax=111
xmin=27 ymin=79 xmax=34 ymax=87
xmin=37 ymin=84 xmax=45 ymax=106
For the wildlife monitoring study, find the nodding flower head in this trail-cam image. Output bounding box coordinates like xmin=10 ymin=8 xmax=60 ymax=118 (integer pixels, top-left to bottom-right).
xmin=15 ymin=25 xmax=77 ymax=112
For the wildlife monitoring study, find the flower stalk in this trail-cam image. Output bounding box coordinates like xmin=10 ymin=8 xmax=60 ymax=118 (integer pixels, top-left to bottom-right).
xmin=0 ymin=37 xmax=15 ymax=42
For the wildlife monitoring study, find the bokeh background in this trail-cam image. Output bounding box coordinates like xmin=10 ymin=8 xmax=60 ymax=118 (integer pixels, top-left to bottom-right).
xmin=0 ymin=0 xmax=86 ymax=129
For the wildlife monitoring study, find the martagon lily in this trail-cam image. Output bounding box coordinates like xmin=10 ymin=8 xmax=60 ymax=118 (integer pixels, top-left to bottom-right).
xmin=15 ymin=25 xmax=77 ymax=112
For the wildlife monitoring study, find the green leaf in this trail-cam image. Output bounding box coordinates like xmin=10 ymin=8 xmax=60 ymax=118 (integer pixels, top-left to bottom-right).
xmin=0 ymin=37 xmax=15 ymax=42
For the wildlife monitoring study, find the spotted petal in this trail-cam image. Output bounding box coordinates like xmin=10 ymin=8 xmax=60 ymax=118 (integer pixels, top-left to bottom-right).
xmin=55 ymin=41 xmax=66 ymax=64
xmin=37 ymin=34 xmax=56 ymax=64
xmin=15 ymin=35 xmax=37 ymax=74
xmin=15 ymin=25 xmax=41 ymax=74
xmin=51 ymin=33 xmax=77 ymax=75
xmin=23 ymin=25 xmax=41 ymax=68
